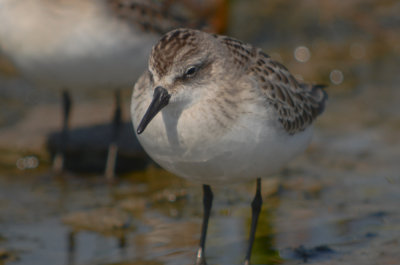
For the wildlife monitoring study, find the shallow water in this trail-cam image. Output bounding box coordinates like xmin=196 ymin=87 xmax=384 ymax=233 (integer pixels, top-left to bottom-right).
xmin=1 ymin=0 xmax=400 ymax=264
xmin=0 ymin=170 xmax=279 ymax=265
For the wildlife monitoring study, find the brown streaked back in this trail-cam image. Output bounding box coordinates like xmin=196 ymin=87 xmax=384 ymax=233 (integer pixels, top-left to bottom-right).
xmin=149 ymin=28 xmax=200 ymax=77
xmin=214 ymin=34 xmax=327 ymax=134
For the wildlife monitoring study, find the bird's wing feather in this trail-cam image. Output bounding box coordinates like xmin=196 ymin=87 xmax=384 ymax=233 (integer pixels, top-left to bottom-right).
xmin=219 ymin=35 xmax=327 ymax=134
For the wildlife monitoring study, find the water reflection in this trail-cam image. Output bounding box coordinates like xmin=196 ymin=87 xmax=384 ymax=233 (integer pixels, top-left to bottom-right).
xmin=0 ymin=170 xmax=283 ymax=265
xmin=66 ymin=230 xmax=129 ymax=265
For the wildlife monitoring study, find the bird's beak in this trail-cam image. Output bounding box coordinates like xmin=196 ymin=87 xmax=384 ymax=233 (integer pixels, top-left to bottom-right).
xmin=137 ymin=86 xmax=170 ymax=134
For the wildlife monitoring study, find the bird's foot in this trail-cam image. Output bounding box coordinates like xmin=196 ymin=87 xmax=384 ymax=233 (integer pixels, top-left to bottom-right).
xmin=195 ymin=248 xmax=207 ymax=265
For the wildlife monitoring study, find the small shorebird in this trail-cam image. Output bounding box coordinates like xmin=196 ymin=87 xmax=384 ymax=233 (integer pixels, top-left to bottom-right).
xmin=0 ymin=0 xmax=225 ymax=92
xmin=131 ymin=28 xmax=327 ymax=264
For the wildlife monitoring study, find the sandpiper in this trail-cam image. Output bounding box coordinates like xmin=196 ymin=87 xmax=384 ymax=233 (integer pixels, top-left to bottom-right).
xmin=0 ymin=0 xmax=225 ymax=92
xmin=132 ymin=28 xmax=327 ymax=265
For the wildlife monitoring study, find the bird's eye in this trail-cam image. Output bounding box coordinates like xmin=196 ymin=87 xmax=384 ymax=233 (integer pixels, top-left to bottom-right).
xmin=184 ymin=66 xmax=197 ymax=77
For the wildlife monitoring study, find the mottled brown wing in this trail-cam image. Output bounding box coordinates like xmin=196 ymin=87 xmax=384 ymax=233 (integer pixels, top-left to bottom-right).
xmin=219 ymin=35 xmax=327 ymax=134
xmin=108 ymin=0 xmax=205 ymax=34
xmin=251 ymin=51 xmax=327 ymax=134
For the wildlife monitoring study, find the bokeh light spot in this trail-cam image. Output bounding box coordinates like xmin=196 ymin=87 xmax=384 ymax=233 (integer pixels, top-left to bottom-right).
xmin=16 ymin=155 xmax=39 ymax=170
xmin=350 ymin=43 xmax=366 ymax=59
xmin=294 ymin=46 xmax=311 ymax=63
xmin=330 ymin=69 xmax=344 ymax=85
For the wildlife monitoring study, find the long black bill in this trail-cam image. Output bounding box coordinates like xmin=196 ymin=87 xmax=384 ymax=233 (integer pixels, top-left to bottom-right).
xmin=137 ymin=86 xmax=170 ymax=134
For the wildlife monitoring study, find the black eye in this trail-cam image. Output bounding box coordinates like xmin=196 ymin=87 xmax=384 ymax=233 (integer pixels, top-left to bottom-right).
xmin=185 ymin=66 xmax=197 ymax=77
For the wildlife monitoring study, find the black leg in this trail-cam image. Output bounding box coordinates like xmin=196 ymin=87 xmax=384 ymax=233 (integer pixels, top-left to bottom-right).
xmin=244 ymin=178 xmax=263 ymax=265
xmin=105 ymin=90 xmax=122 ymax=181
xmin=53 ymin=90 xmax=72 ymax=174
xmin=196 ymin=184 xmax=213 ymax=265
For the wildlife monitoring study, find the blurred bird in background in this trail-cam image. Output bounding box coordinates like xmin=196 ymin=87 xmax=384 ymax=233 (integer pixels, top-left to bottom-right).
xmin=0 ymin=0 xmax=228 ymax=96
xmin=0 ymin=0 xmax=228 ymax=172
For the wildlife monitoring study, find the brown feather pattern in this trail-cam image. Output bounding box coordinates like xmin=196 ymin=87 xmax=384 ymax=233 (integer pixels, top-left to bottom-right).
xmin=214 ymin=34 xmax=327 ymax=134
xmin=144 ymin=28 xmax=327 ymax=135
xmin=108 ymin=0 xmax=204 ymax=34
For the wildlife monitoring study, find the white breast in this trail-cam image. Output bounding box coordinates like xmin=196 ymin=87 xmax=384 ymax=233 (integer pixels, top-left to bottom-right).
xmin=132 ymin=98 xmax=313 ymax=185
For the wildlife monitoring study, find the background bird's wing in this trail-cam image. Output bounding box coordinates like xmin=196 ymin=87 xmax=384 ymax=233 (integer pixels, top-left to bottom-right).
xmin=108 ymin=0 xmax=206 ymax=34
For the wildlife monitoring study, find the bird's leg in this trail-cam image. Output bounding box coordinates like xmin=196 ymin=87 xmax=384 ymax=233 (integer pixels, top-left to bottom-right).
xmin=105 ymin=90 xmax=122 ymax=181
xmin=244 ymin=178 xmax=263 ymax=265
xmin=196 ymin=184 xmax=213 ymax=265
xmin=53 ymin=90 xmax=72 ymax=174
